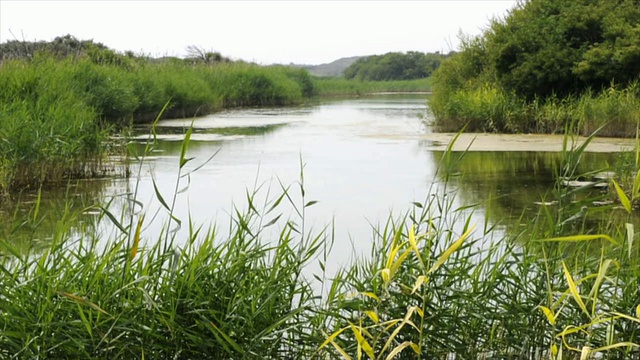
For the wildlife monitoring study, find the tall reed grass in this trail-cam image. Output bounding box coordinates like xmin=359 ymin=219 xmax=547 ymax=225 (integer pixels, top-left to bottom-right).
xmin=317 ymin=130 xmax=640 ymax=359
xmin=0 ymin=54 xmax=318 ymax=191
xmin=430 ymin=83 xmax=640 ymax=137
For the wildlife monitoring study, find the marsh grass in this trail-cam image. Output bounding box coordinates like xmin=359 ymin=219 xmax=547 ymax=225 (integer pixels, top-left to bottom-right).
xmin=317 ymin=130 xmax=640 ymax=359
xmin=0 ymin=118 xmax=330 ymax=358
xmin=430 ymin=83 xmax=640 ymax=138
xmin=0 ymin=54 xmax=320 ymax=191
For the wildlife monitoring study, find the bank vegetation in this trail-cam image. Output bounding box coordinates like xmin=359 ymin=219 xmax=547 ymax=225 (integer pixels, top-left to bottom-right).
xmin=430 ymin=0 xmax=640 ymax=137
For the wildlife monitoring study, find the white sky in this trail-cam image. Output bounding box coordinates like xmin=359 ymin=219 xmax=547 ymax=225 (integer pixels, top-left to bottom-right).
xmin=0 ymin=1 xmax=517 ymax=65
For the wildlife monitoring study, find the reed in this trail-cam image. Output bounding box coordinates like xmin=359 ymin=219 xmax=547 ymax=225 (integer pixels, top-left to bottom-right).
xmin=429 ymin=82 xmax=640 ymax=138
xmin=0 ymin=54 xmax=321 ymax=190
xmin=317 ymin=130 xmax=640 ymax=359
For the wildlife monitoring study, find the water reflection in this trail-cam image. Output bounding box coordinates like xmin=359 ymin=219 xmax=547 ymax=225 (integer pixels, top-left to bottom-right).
xmin=431 ymin=150 xmax=614 ymax=211
xmin=0 ymin=179 xmax=111 ymax=252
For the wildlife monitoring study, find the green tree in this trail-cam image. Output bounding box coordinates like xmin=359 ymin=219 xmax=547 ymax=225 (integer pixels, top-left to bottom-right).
xmin=482 ymin=0 xmax=640 ymax=99
xmin=343 ymin=51 xmax=448 ymax=81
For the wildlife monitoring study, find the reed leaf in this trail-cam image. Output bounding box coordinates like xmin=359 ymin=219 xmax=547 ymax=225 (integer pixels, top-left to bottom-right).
xmin=538 ymin=234 xmax=619 ymax=246
xmin=612 ymin=179 xmax=632 ymax=213
xmin=130 ymin=214 xmax=144 ymax=259
xmin=562 ymin=261 xmax=590 ymax=318
xmin=427 ymin=225 xmax=474 ymax=274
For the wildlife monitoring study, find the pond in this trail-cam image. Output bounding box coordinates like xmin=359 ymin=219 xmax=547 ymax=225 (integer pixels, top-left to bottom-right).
xmin=2 ymin=94 xmax=626 ymax=269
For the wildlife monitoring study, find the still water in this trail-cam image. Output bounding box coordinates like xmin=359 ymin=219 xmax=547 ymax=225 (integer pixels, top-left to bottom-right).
xmin=3 ymin=95 xmax=620 ymax=268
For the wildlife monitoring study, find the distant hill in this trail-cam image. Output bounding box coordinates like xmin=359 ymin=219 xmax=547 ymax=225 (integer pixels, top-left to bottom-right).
xmin=296 ymin=56 xmax=364 ymax=77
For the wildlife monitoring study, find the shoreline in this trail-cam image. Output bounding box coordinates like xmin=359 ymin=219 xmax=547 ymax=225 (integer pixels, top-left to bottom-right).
xmin=418 ymin=132 xmax=637 ymax=152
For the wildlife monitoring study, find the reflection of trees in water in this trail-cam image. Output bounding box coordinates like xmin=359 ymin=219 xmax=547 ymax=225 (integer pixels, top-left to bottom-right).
xmin=0 ymin=178 xmax=112 ymax=252
xmin=128 ymin=123 xmax=288 ymax=155
xmin=423 ymin=147 xmax=617 ymax=231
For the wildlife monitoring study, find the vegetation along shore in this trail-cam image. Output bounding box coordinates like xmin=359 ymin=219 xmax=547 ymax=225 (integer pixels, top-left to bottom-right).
xmin=0 ymin=36 xmax=431 ymax=192
xmin=430 ymin=0 xmax=640 ymax=138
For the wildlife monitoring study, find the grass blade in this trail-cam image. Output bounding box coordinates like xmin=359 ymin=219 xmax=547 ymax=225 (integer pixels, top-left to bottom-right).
xmin=562 ymin=261 xmax=590 ymax=318
xmin=612 ymin=179 xmax=632 ymax=213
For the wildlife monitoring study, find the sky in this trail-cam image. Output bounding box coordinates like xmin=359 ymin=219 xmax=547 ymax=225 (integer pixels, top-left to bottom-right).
xmin=0 ymin=1 xmax=518 ymax=65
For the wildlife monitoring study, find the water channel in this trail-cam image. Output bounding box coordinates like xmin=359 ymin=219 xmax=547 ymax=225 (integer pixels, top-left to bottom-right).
xmin=2 ymin=94 xmax=626 ymax=270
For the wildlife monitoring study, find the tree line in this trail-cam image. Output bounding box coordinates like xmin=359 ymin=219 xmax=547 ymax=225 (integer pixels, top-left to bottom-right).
xmin=434 ymin=0 xmax=640 ymax=101
xmin=343 ymin=51 xmax=453 ymax=81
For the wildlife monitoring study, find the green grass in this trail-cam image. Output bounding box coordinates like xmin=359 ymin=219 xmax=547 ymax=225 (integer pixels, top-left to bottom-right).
xmin=2 ymin=128 xmax=640 ymax=358
xmin=429 ymin=82 xmax=640 ymax=137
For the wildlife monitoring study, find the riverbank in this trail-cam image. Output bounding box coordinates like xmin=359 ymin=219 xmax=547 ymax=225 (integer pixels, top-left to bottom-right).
xmin=429 ymin=84 xmax=640 ymax=138
xmin=0 ymin=51 xmax=432 ymax=192
xmin=418 ymin=132 xmax=637 ymax=152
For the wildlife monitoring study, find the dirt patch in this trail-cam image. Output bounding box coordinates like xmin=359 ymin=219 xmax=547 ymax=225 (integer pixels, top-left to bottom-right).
xmin=419 ymin=133 xmax=637 ymax=152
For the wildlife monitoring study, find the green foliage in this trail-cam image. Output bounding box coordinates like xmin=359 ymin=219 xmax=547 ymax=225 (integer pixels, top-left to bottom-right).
xmin=343 ymin=51 xmax=450 ymax=81
xmin=486 ymin=0 xmax=640 ymax=99
xmin=312 ymin=77 xmax=432 ymax=97
xmin=431 ymin=0 xmax=640 ymax=134
xmin=0 ymin=34 xmax=109 ymax=61
xmin=0 ymin=56 xmax=107 ymax=190
xmin=430 ymin=82 xmax=640 ymax=136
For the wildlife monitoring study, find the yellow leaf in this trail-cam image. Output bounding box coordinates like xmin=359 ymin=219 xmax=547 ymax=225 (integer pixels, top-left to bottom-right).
xmin=592 ymin=342 xmax=639 ymax=353
xmin=539 ymin=234 xmax=619 ymax=246
xmin=380 ymin=307 xmax=416 ymax=355
xmin=408 ymin=226 xmax=425 ymax=269
xmin=380 ymin=268 xmax=390 ymax=285
xmin=427 ymin=225 xmax=474 ymax=275
xmin=588 ymin=258 xmax=612 ymax=305
xmin=130 ymin=214 xmax=145 ymax=259
xmin=562 ymin=261 xmax=590 ymax=318
xmin=537 ymin=305 xmax=556 ymax=326
xmin=389 ymin=249 xmax=411 ymax=280
xmin=386 ymin=230 xmax=403 ymax=270
xmin=636 ymin=304 xmax=640 ymax=319
xmin=560 ymin=326 xmax=582 ymax=352
xmin=551 ymin=343 xmax=558 ymax=356
xmin=612 ymin=312 xmax=640 ymax=324
xmin=350 ymin=323 xmax=374 ymax=360
xmin=580 ymin=346 xmax=591 ymax=360
xmin=359 ymin=292 xmax=380 ymax=302
xmin=411 ymin=275 xmax=427 ymax=294
xmin=365 ymin=310 xmax=379 ymax=324
xmin=627 ymin=223 xmax=635 ymax=260
xmin=57 ymin=291 xmax=110 ymax=316
xmin=319 ymin=327 xmax=349 ymax=350
xmin=415 ymin=307 xmax=424 ymax=318
xmin=385 ymin=341 xmax=414 ymax=360
xmin=612 ymin=180 xmax=632 ymax=214
xmin=330 ymin=339 xmax=352 ymax=360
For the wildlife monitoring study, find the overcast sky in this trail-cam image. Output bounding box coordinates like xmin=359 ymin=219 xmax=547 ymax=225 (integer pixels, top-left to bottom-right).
xmin=0 ymin=1 xmax=517 ymax=65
